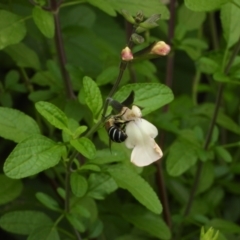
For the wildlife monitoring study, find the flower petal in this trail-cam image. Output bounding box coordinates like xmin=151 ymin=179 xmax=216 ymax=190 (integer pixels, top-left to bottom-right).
xmin=131 ymin=138 xmax=163 ymax=167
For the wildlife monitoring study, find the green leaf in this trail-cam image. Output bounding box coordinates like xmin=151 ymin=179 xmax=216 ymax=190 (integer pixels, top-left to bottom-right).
xmin=0 ymin=174 xmax=23 ymax=205
xmin=196 ymin=57 xmax=219 ymax=74
xmin=27 ymin=224 xmax=60 ymax=240
xmin=0 ymin=107 xmax=40 ymax=143
xmin=207 ymin=218 xmax=240 ymax=234
xmin=70 ymin=173 xmax=88 ymax=197
xmin=66 ymin=214 xmax=85 ymax=232
xmin=96 ymin=66 xmax=118 ymax=86
xmin=197 ymin=162 xmax=215 ymax=194
xmin=32 ymin=6 xmax=54 ymax=38
xmin=5 ymin=70 xmax=19 ymax=89
xmin=221 ymin=2 xmax=240 ymax=48
xmin=122 ymin=205 xmax=171 ymax=239
xmin=175 ymin=5 xmax=206 ymax=39
xmin=197 ymin=104 xmax=240 ymax=134
xmin=83 ymin=76 xmax=103 ymax=118
xmin=4 ymin=135 xmax=64 ymax=179
xmin=70 ymin=137 xmax=96 ymax=159
xmin=35 ymin=192 xmax=60 ymax=211
xmin=0 ymin=10 xmax=26 ymax=50
xmin=166 ymin=140 xmax=198 ymax=176
xmin=87 ymin=0 xmax=116 ymax=16
xmin=0 ymin=211 xmax=52 ymax=235
xmin=4 ymin=42 xmax=41 ymax=70
xmin=215 ymin=146 xmax=232 ymax=162
xmin=185 ymin=0 xmax=228 ymax=11
xmin=35 ymin=101 xmax=70 ymax=133
xmin=108 ymin=164 xmax=162 ymax=214
xmin=114 ymin=83 xmax=174 ymax=115
xmin=87 ymin=173 xmax=118 ymax=200
xmin=106 ymin=0 xmax=170 ymax=19
xmin=90 ymin=148 xmax=126 ymax=165
xmin=80 ymin=164 xmax=101 ymax=172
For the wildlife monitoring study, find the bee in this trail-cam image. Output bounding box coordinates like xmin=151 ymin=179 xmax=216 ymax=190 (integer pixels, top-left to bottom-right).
xmin=105 ymin=115 xmax=128 ymax=143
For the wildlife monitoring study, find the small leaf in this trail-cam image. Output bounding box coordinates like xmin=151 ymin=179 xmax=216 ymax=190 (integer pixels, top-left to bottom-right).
xmin=4 ymin=135 xmax=64 ymax=179
xmin=96 ymin=66 xmax=118 ymax=86
xmin=0 ymin=107 xmax=40 ymax=143
xmin=70 ymin=137 xmax=96 ymax=159
xmin=4 ymin=42 xmax=41 ymax=70
xmin=87 ymin=173 xmax=118 ymax=200
xmin=27 ymin=224 xmax=60 ymax=240
xmin=79 ymin=164 xmax=101 ymax=172
xmin=0 ymin=211 xmax=52 ymax=235
xmin=108 ymin=164 xmax=162 ymax=214
xmin=73 ymin=126 xmax=88 ymax=139
xmin=196 ymin=57 xmax=219 ymax=74
xmin=0 ymin=174 xmax=23 ymax=205
xmin=185 ymin=0 xmax=228 ymax=11
xmin=0 ymin=10 xmax=26 ymax=50
xmin=70 ymin=173 xmax=88 ymax=198
xmin=114 ymin=83 xmax=174 ymax=115
xmin=35 ymin=101 xmax=70 ymax=133
xmin=87 ymin=0 xmax=116 ymax=16
xmin=122 ymin=205 xmax=171 ymax=240
xmin=215 ymin=146 xmax=232 ymax=162
xmin=167 ymin=140 xmax=198 ymax=176
xmin=32 ymin=6 xmax=54 ymax=38
xmin=66 ymin=214 xmax=85 ymax=232
xmin=5 ymin=70 xmax=19 ymax=89
xmin=83 ymin=76 xmax=103 ymax=118
xmin=36 ymin=192 xmax=60 ymax=211
xmin=207 ymin=218 xmax=240 ymax=234
xmin=221 ymin=2 xmax=240 ymax=48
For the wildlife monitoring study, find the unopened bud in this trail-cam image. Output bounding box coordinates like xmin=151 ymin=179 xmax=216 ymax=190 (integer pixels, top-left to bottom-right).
xmin=150 ymin=41 xmax=171 ymax=56
xmin=121 ymin=47 xmax=133 ymax=61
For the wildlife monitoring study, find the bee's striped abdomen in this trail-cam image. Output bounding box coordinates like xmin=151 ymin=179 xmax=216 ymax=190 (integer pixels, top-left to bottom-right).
xmin=108 ymin=126 xmax=127 ymax=143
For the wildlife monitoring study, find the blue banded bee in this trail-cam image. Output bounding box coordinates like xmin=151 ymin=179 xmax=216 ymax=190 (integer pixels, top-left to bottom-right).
xmin=105 ymin=115 xmax=128 ymax=143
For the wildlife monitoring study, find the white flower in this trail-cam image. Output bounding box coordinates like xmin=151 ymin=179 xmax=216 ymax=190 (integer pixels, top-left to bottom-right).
xmin=121 ymin=106 xmax=163 ymax=167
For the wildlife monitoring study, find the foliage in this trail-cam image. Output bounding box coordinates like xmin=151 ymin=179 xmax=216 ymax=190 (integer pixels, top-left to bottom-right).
xmin=1 ymin=0 xmax=240 ymax=240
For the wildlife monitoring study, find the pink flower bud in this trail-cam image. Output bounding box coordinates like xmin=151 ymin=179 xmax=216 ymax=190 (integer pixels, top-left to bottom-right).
xmin=121 ymin=46 xmax=133 ymax=61
xmin=150 ymin=41 xmax=171 ymax=56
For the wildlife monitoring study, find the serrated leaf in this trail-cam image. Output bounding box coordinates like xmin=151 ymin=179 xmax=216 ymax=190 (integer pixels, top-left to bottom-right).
xmin=70 ymin=137 xmax=96 ymax=159
xmin=0 ymin=174 xmax=23 ymax=205
xmin=35 ymin=101 xmax=71 ymax=133
xmin=114 ymin=83 xmax=174 ymax=115
xmin=87 ymin=173 xmax=118 ymax=200
xmin=4 ymin=42 xmax=41 ymax=70
xmin=122 ymin=205 xmax=171 ymax=239
xmin=32 ymin=6 xmax=54 ymax=38
xmin=36 ymin=192 xmax=60 ymax=211
xmin=0 ymin=211 xmax=52 ymax=235
xmin=4 ymin=135 xmax=64 ymax=179
xmin=0 ymin=107 xmax=40 ymax=143
xmin=83 ymin=76 xmax=103 ymax=118
xmin=107 ymin=164 xmax=162 ymax=214
xmin=27 ymin=224 xmax=60 ymax=240
xmin=0 ymin=10 xmax=26 ymax=50
xmin=70 ymin=173 xmax=88 ymax=197
xmin=221 ymin=2 xmax=240 ymax=48
xmin=185 ymin=0 xmax=228 ymax=12
xmin=106 ymin=0 xmax=169 ymax=19
xmin=87 ymin=0 xmax=116 ymax=16
xmin=166 ymin=140 xmax=198 ymax=176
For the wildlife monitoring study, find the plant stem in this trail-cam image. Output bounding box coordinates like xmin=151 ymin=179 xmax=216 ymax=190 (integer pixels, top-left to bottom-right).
xmin=50 ymin=0 xmax=75 ymax=99
xmin=157 ymin=0 xmax=177 ymax=229
xmin=176 ymin=37 xmax=240 ymax=239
